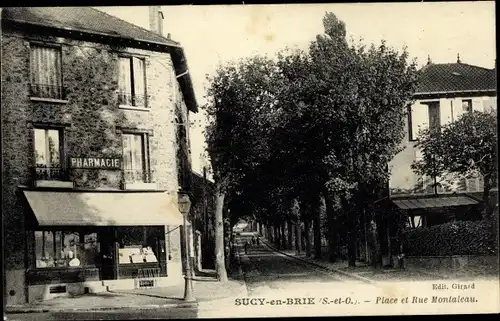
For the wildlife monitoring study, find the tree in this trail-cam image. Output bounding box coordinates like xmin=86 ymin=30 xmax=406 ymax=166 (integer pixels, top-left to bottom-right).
xmin=303 ymin=13 xmax=419 ymax=266
xmin=203 ymin=56 xmax=280 ymax=281
xmin=412 ymin=109 xmax=498 ymax=219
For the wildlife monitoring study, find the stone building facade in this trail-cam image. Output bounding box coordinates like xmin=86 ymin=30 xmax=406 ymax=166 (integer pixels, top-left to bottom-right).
xmin=2 ymin=7 xmax=197 ymax=305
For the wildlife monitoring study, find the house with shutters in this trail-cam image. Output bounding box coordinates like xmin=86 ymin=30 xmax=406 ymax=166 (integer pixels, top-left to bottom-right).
xmin=388 ymin=56 xmax=497 ymax=228
xmin=1 ymin=6 xmax=198 ymax=305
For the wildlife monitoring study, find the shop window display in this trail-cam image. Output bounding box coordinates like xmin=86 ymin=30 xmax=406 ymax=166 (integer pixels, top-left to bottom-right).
xmin=117 ymin=227 xmax=159 ymax=264
xmin=34 ymin=231 xmax=99 ymax=268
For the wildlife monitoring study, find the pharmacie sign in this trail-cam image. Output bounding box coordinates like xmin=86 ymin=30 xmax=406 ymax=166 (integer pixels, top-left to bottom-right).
xmin=70 ymin=156 xmax=121 ymax=169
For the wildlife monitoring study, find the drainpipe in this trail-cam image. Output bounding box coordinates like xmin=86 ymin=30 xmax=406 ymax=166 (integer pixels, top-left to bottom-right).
xmin=1 ymin=8 xmax=8 ymax=319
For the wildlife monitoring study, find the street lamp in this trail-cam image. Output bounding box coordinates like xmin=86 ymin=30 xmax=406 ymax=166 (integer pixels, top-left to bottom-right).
xmin=178 ymin=192 xmax=195 ymax=302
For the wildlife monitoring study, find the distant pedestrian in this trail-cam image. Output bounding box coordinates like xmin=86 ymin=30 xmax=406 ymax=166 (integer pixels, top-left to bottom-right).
xmin=244 ymin=241 xmax=250 ymax=254
xmin=256 ymin=237 xmax=260 ymax=246
xmin=251 ymin=236 xmax=256 ymax=245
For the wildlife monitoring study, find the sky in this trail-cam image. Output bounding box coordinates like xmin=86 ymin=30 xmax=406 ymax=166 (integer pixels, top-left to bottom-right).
xmin=97 ymin=2 xmax=496 ymax=174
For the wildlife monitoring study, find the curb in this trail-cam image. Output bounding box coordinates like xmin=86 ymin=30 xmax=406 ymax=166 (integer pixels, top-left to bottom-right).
xmin=258 ymin=237 xmax=376 ymax=284
xmin=6 ymin=302 xmax=198 ymax=314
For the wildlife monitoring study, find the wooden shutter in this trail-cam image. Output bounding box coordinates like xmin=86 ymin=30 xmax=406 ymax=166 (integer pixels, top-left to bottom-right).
xmin=122 ymin=134 xmax=133 ymax=171
xmin=472 ymin=97 xmax=483 ymax=112
xmin=118 ymin=57 xmax=132 ymax=104
xmin=428 ymin=101 xmax=441 ymax=133
xmin=411 ymin=102 xmax=429 ymax=139
xmin=133 ymin=58 xmax=146 ymax=106
xmin=440 ymin=98 xmax=453 ymax=126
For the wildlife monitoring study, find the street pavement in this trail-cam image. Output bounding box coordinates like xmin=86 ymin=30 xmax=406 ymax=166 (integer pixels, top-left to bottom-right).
xmin=235 ymin=233 xmax=353 ymax=297
xmin=7 ymin=308 xmax=198 ymax=320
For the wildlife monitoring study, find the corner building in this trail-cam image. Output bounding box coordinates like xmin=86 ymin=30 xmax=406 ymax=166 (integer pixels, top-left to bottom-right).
xmin=1 ymin=7 xmax=198 ymax=305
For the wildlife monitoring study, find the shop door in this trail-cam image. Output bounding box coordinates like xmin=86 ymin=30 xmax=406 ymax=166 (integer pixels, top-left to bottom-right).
xmin=100 ymin=228 xmax=117 ymax=280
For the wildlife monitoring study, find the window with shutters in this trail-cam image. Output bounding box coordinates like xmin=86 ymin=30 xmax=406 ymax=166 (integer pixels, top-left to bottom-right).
xmin=118 ymin=56 xmax=148 ymax=108
xmin=122 ymin=133 xmax=152 ymax=183
xmin=30 ymin=45 xmax=65 ymax=100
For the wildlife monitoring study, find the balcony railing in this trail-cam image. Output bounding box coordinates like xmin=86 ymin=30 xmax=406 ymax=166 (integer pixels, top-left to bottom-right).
xmin=34 ymin=165 xmax=67 ymax=181
xmin=30 ymin=84 xmax=66 ymax=100
xmin=123 ymin=169 xmax=155 ymax=184
xmin=118 ymin=92 xmax=148 ymax=108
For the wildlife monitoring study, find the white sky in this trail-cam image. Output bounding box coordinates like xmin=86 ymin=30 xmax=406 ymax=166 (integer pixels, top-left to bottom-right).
xmin=98 ymin=2 xmax=496 ymax=173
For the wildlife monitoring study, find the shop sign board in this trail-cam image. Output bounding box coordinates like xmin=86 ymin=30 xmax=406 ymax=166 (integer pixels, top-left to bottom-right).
xmin=70 ymin=156 xmax=121 ymax=169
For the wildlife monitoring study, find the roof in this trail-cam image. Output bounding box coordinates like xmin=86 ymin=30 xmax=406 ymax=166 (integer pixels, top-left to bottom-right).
xmin=392 ymin=195 xmax=479 ymax=210
xmin=415 ymin=62 xmax=496 ymax=95
xmin=2 ymin=7 xmax=180 ymax=47
xmin=2 ymin=7 xmax=198 ymax=113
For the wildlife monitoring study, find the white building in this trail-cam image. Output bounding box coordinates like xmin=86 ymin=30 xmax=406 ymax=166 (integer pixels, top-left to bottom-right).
xmin=388 ymin=57 xmax=496 ymax=227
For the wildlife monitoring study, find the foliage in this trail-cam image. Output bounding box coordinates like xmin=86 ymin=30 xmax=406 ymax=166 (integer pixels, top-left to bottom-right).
xmin=203 ymin=56 xmax=280 ymax=192
xmin=412 ymin=110 xmax=498 ymax=191
xmin=203 ymin=11 xmax=419 ymax=265
xmin=403 ymin=220 xmax=496 ymax=256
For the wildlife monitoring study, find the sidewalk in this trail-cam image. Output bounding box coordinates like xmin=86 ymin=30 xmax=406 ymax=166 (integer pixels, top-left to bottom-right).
xmin=258 ymin=236 xmax=449 ymax=283
xmin=6 ymin=269 xmax=247 ymax=314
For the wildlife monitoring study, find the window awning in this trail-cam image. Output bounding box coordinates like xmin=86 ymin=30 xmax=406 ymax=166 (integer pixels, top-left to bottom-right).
xmin=23 ymin=190 xmax=185 ymax=226
xmin=392 ymin=195 xmax=479 ymax=210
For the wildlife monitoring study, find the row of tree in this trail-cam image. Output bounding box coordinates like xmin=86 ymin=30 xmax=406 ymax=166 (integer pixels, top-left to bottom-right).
xmin=202 ymin=12 xmax=497 ymax=281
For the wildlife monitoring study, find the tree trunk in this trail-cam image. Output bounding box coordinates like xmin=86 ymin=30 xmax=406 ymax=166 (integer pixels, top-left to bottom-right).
xmin=323 ymin=187 xmax=336 ymax=262
xmin=304 ymin=219 xmax=312 ymax=257
xmin=482 ymin=173 xmax=493 ymax=220
xmin=214 ymin=189 xmax=228 ymax=282
xmin=287 ymin=220 xmax=293 ymax=250
xmin=279 ymin=224 xmax=285 ymax=250
xmin=274 ymin=225 xmax=280 ymax=249
xmin=386 ymin=226 xmax=392 ymax=267
xmin=313 ymin=197 xmax=322 ymax=260
xmin=295 ymin=220 xmax=302 ymax=255
xmin=370 ymin=218 xmax=383 ymax=269
xmin=346 ymin=198 xmax=357 ymax=267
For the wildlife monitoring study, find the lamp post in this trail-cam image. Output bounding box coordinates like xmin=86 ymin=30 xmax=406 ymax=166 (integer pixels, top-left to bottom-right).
xmin=178 ymin=192 xmax=195 ymax=302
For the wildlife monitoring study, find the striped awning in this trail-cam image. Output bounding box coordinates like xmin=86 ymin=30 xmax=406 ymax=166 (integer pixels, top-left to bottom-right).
xmin=392 ymin=195 xmax=479 ymax=210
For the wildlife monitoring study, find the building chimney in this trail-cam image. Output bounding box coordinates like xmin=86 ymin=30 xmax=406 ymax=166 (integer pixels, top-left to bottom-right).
xmin=149 ymin=6 xmax=164 ymax=36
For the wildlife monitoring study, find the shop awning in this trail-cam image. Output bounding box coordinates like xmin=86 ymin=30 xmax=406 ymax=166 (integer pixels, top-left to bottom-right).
xmin=23 ymin=190 xmax=185 ymax=226
xmin=392 ymin=195 xmax=479 ymax=210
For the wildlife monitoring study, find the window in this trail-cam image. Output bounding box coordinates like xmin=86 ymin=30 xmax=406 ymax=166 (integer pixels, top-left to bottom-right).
xmin=34 ymin=231 xmax=99 ymax=268
xmin=122 ymin=133 xmax=151 ymax=183
xmin=428 ymin=102 xmax=441 ymax=134
xmin=116 ymin=227 xmax=162 ymax=264
xmin=118 ymin=56 xmax=147 ymax=107
xmin=462 ymin=99 xmax=472 ymax=113
xmin=408 ymin=216 xmax=423 ymax=228
xmin=30 ymin=45 xmax=64 ymax=99
xmin=34 ymin=128 xmax=64 ymax=180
